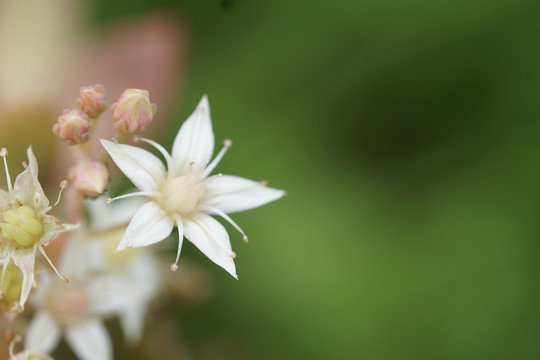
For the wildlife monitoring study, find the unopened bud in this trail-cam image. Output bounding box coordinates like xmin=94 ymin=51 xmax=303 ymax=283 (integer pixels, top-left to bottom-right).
xmin=112 ymin=89 xmax=157 ymax=134
xmin=52 ymin=109 xmax=90 ymax=145
xmin=68 ymin=160 xmax=109 ymax=197
xmin=77 ymin=84 xmax=107 ymax=118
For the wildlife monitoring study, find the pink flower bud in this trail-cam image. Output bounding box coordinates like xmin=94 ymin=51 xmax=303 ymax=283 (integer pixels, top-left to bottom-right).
xmin=112 ymin=89 xmax=157 ymax=134
xmin=52 ymin=109 xmax=91 ymax=145
xmin=77 ymin=84 xmax=107 ymax=118
xmin=68 ymin=160 xmax=109 ymax=197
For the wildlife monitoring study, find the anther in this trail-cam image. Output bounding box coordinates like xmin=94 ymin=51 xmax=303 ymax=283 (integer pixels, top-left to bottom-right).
xmin=170 ymin=264 xmax=178 ymax=271
xmin=230 ymin=251 xmax=237 ymax=259
xmin=105 ymin=198 xmax=113 ymax=204
xmin=243 ymin=235 xmax=249 ymax=243
xmin=189 ymin=161 xmax=194 ymax=166
xmin=22 ymin=161 xmax=28 ymax=169
xmin=52 ymin=180 xmax=68 ymax=207
xmin=0 ymin=148 xmax=8 ymax=157
xmin=60 ymin=275 xmax=70 ymax=284
xmin=224 ymin=139 xmax=233 ymax=147
xmin=261 ymin=180 xmax=269 ymax=186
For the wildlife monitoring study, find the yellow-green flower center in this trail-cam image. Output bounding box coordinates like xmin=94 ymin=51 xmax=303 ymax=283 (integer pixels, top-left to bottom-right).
xmin=160 ymin=174 xmax=207 ymax=216
xmin=1 ymin=205 xmax=43 ymax=247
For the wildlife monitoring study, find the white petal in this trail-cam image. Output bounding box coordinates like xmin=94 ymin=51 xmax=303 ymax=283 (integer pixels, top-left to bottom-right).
xmin=65 ymin=319 xmax=112 ymax=360
xmin=117 ymin=201 xmax=174 ymax=251
xmin=202 ymin=175 xmax=285 ymax=214
xmin=171 ymin=95 xmax=214 ymax=175
xmin=119 ymin=303 xmax=147 ymax=345
xmin=11 ymin=247 xmax=36 ymax=308
xmin=13 ymin=146 xmax=49 ymax=210
xmin=0 ymin=189 xmax=10 ymax=210
xmin=100 ymin=139 xmax=165 ymax=191
xmin=88 ymin=274 xmax=147 ymax=314
xmin=25 ymin=311 xmax=61 ymax=354
xmin=184 ymin=214 xmax=237 ymax=278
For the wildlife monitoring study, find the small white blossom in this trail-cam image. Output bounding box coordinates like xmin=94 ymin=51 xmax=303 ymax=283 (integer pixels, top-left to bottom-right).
xmin=101 ymin=95 xmax=284 ymax=278
xmin=25 ymin=196 xmax=162 ymax=359
xmin=0 ymin=146 xmax=76 ymax=309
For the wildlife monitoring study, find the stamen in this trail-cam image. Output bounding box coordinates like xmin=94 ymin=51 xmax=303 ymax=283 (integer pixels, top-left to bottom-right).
xmin=201 ymin=139 xmax=232 ymax=178
xmin=198 ymin=173 xmax=222 ymax=188
xmin=37 ymin=245 xmax=69 ymax=283
xmin=22 ymin=161 xmax=28 ymax=169
xmin=52 ymin=180 xmax=68 ymax=207
xmin=231 ymin=251 xmax=237 ymax=259
xmin=171 ymin=215 xmax=184 ymax=272
xmin=8 ymin=334 xmax=21 ymax=359
xmin=1 ymin=148 xmax=13 ymax=193
xmin=261 ymin=180 xmax=269 ymax=186
xmin=135 ymin=137 xmax=173 ymax=170
xmin=105 ymin=191 xmax=162 ymax=203
xmin=206 ymin=206 xmax=248 ymax=241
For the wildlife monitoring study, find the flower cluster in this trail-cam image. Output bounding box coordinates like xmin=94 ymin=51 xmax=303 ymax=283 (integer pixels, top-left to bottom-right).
xmin=0 ymin=85 xmax=284 ymax=359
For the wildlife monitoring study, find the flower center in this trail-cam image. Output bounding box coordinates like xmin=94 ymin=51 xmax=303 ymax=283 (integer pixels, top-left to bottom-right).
xmin=160 ymin=173 xmax=207 ymax=215
xmin=0 ymin=205 xmax=43 ymax=247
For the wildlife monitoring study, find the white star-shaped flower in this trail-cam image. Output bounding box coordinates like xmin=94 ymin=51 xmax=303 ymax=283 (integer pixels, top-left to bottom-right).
xmin=101 ymin=95 xmax=284 ymax=278
xmin=0 ymin=146 xmax=77 ymax=309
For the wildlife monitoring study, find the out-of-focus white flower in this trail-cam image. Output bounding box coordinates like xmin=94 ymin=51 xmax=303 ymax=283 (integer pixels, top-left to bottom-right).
xmin=0 ymin=147 xmax=76 ymax=309
xmin=101 ymin=95 xmax=285 ymax=278
xmin=25 ymin=196 xmax=162 ymax=358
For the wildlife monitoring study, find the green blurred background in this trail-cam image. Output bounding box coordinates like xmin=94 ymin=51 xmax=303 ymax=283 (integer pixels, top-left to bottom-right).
xmin=93 ymin=1 xmax=540 ymax=359
xmin=14 ymin=0 xmax=540 ymax=359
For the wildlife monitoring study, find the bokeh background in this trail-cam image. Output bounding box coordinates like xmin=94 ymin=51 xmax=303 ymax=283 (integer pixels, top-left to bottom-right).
xmin=2 ymin=0 xmax=540 ymax=359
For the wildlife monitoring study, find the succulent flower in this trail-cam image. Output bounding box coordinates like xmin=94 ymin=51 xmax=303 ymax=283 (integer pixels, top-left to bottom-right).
xmin=0 ymin=147 xmax=76 ymax=309
xmin=101 ymin=95 xmax=284 ymax=278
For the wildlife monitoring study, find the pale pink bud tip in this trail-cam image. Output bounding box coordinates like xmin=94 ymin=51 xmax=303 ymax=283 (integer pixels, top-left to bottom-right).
xmin=113 ymin=88 xmax=157 ymax=135
xmin=52 ymin=109 xmax=91 ymax=145
xmin=68 ymin=160 xmax=109 ymax=198
xmin=77 ymin=84 xmax=108 ymax=118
